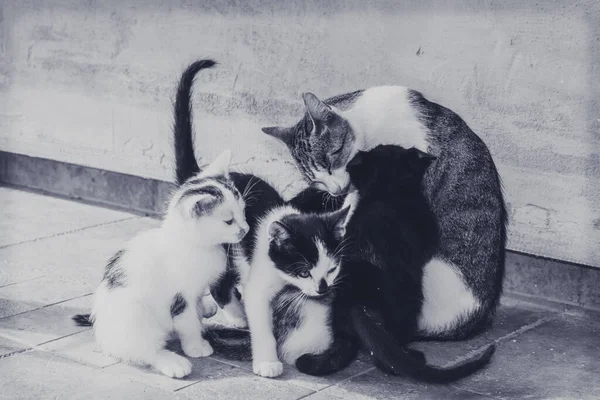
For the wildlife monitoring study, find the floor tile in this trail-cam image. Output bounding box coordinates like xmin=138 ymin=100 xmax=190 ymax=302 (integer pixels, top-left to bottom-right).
xmin=176 ymin=360 xmax=314 ymax=400
xmin=302 ymin=369 xmax=494 ymax=400
xmin=0 ymin=335 xmax=27 ymax=357
xmin=0 ymin=295 xmax=92 ymax=347
xmin=412 ymin=303 xmax=557 ymax=367
xmin=39 ymin=329 xmax=118 ymax=368
xmin=0 ymin=187 xmax=133 ymax=248
xmin=453 ymin=314 xmax=600 ymax=399
xmin=0 ymin=350 xmax=181 ymax=400
xmin=0 ymin=217 xmax=158 ymax=288
xmin=0 ymin=275 xmax=93 ymax=318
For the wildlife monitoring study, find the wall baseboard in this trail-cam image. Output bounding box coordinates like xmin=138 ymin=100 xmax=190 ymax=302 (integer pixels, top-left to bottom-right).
xmin=1 ymin=150 xmax=599 ymax=311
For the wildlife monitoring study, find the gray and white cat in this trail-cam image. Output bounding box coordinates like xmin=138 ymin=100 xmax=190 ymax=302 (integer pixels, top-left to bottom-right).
xmin=262 ymin=86 xmax=507 ymax=341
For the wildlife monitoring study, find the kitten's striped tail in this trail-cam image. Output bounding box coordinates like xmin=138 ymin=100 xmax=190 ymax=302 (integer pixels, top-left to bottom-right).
xmin=173 ymin=59 xmax=217 ymax=185
xmin=72 ymin=313 xmax=93 ymax=327
xmin=202 ymin=325 xmax=252 ymax=361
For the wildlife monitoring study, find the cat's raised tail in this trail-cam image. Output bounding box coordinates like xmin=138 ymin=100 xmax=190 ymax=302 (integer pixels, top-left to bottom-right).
xmin=173 ymin=59 xmax=217 ymax=185
xmin=72 ymin=313 xmax=93 ymax=327
xmin=352 ymin=304 xmax=495 ymax=383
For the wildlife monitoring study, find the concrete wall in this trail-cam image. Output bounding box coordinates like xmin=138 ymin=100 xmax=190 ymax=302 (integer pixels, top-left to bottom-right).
xmin=0 ymin=0 xmax=598 ymax=267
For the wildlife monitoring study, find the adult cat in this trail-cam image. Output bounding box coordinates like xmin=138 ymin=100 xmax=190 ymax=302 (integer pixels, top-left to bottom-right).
xmin=262 ymin=88 xmax=507 ymax=342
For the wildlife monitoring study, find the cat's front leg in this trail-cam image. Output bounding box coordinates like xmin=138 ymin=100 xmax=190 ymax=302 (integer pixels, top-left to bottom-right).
xmin=173 ymin=294 xmax=213 ymax=358
xmin=245 ymin=285 xmax=283 ymax=378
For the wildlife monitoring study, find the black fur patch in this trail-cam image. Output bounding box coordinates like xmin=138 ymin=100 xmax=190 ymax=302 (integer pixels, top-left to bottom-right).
xmin=170 ymin=293 xmax=187 ymax=318
xmin=179 ymin=184 xmax=225 ymax=202
xmin=173 ymin=59 xmax=216 ymax=185
xmin=103 ymin=250 xmax=126 ymax=289
xmin=213 ymin=175 xmax=241 ymax=200
xmin=210 ymin=251 xmax=240 ymax=308
xmin=179 ymin=185 xmax=225 ymax=216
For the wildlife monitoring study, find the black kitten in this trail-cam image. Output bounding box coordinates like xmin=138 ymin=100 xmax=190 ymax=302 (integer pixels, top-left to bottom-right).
xmin=297 ymin=145 xmax=495 ymax=383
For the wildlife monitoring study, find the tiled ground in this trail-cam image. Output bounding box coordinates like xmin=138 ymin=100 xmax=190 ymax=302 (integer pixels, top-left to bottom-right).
xmin=1 ymin=185 xmax=599 ymax=400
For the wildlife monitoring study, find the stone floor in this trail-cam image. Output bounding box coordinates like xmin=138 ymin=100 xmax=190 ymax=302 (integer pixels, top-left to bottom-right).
xmin=0 ymin=185 xmax=599 ymax=400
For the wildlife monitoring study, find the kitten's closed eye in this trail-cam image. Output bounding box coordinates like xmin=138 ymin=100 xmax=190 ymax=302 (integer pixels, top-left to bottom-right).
xmin=224 ymin=219 xmax=234 ymax=225
xmin=327 ymin=266 xmax=337 ymax=274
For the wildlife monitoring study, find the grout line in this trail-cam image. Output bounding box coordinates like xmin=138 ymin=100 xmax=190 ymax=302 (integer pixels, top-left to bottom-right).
xmin=0 ymin=292 xmax=93 ymax=321
xmin=0 ymin=347 xmax=32 ymax=359
xmin=309 ymin=366 xmax=377 ymax=395
xmin=442 ymin=315 xmax=556 ymax=369
xmin=295 ymin=390 xmax=320 ymax=400
xmin=35 ymin=328 xmax=92 ymax=348
xmin=452 ymin=386 xmax=504 ymax=400
xmin=173 ymin=379 xmax=205 ymax=393
xmin=0 ymin=275 xmax=45 ymax=289
xmin=0 ymin=217 xmax=138 ymax=250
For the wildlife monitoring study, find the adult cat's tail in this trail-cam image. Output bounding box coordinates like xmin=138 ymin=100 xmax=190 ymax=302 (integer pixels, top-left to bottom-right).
xmin=173 ymin=59 xmax=217 ymax=185
xmin=202 ymin=326 xmax=252 ymax=361
xmin=352 ymin=304 xmax=495 ymax=383
xmin=72 ymin=313 xmax=93 ymax=327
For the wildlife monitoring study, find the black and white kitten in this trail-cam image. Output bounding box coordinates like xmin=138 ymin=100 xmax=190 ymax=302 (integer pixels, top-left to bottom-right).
xmin=296 ymin=145 xmax=494 ymax=382
xmin=262 ymin=87 xmax=507 ymax=341
xmin=171 ymin=59 xmax=351 ymax=378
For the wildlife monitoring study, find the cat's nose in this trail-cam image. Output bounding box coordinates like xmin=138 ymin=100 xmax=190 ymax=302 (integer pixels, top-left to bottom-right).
xmin=237 ymin=228 xmax=248 ymax=240
xmin=316 ymin=279 xmax=328 ymax=295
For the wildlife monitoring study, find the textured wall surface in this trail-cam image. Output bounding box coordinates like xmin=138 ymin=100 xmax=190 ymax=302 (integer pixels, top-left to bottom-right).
xmin=0 ymin=0 xmax=598 ymax=267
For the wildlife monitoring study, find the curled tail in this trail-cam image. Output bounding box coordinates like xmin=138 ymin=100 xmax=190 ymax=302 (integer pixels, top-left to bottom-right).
xmin=174 ymin=59 xmax=217 ymax=185
xmin=202 ymin=325 xmax=252 ymax=361
xmin=72 ymin=313 xmax=93 ymax=327
xmin=352 ymin=304 xmax=495 ymax=384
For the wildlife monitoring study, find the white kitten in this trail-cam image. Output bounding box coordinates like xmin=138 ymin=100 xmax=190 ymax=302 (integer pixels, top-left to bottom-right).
xmin=87 ymin=150 xmax=249 ymax=378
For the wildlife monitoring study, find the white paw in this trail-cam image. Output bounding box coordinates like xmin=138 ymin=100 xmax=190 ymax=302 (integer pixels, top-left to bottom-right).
xmin=252 ymin=361 xmax=283 ymax=378
xmin=154 ymin=351 xmax=192 ymax=379
xmin=226 ymin=314 xmax=248 ymax=329
xmin=183 ymin=339 xmax=213 ymax=358
xmin=202 ymin=299 xmax=218 ymax=319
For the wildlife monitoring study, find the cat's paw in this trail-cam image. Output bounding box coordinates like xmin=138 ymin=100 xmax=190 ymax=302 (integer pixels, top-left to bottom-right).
xmin=183 ymin=339 xmax=214 ymax=358
xmin=154 ymin=351 xmax=192 ymax=379
xmin=252 ymin=361 xmax=283 ymax=378
xmin=201 ymin=299 xmax=218 ymax=319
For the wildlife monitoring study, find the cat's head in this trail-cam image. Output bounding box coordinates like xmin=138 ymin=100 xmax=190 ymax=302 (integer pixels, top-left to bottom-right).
xmin=267 ymin=207 xmax=349 ymax=298
xmin=346 ymin=145 xmax=436 ymax=193
xmin=262 ymin=93 xmax=357 ymax=197
xmin=168 ymin=149 xmax=249 ymax=245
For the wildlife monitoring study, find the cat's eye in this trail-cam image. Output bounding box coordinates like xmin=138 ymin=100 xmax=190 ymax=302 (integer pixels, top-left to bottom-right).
xmin=327 ymin=267 xmax=337 ymax=274
xmin=331 ymin=147 xmax=343 ymax=156
xmin=224 ymin=219 xmax=234 ymax=225
xmin=298 ymin=269 xmax=310 ymax=278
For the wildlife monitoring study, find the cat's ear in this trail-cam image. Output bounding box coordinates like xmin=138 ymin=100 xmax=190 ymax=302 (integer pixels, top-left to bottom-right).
xmin=262 ymin=126 xmax=294 ymax=146
xmin=268 ymin=221 xmax=292 ymax=247
xmin=192 ymin=195 xmax=221 ymax=217
xmin=347 ymin=151 xmax=366 ymax=169
xmin=203 ymin=149 xmax=232 ymax=177
xmin=302 ymin=92 xmax=332 ymax=122
xmin=329 ymin=206 xmax=350 ymax=239
xmin=407 ymin=148 xmax=436 ymax=166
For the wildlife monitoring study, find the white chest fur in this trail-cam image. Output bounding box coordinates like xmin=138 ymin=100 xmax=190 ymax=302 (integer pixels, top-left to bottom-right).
xmin=341 ymin=86 xmax=430 ymax=153
xmin=279 ymin=299 xmax=333 ymax=364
